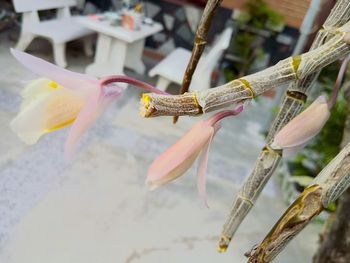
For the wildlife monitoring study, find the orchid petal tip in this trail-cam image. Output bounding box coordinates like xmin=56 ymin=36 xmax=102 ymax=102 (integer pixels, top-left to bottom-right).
xmin=145 ymin=179 xmax=158 ymax=191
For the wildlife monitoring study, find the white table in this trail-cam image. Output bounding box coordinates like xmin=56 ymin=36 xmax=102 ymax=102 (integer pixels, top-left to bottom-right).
xmin=78 ymin=16 xmax=163 ymax=77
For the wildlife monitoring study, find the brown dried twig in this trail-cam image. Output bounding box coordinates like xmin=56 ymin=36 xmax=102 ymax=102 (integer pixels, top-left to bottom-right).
xmin=173 ymin=0 xmax=222 ymax=124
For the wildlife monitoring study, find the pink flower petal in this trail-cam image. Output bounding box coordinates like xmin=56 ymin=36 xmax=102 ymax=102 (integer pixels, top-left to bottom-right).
xmin=197 ymin=137 xmax=213 ymax=208
xmin=274 ymin=96 xmax=330 ymax=149
xmin=147 ymin=121 xmax=214 ymax=189
xmin=197 ymin=122 xmax=221 ymax=208
xmin=205 ymin=105 xmax=244 ymax=126
xmin=282 ymin=142 xmax=309 ymax=157
xmin=99 ymin=75 xmax=168 ymax=95
xmin=64 ymin=84 xmax=125 ymax=160
xmin=11 ymin=49 xmax=99 ymax=90
xmin=213 ymin=122 xmax=222 ymax=134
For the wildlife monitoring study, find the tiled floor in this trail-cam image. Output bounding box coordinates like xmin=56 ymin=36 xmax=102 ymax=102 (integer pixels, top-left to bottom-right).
xmin=0 ymin=32 xmax=321 ymax=263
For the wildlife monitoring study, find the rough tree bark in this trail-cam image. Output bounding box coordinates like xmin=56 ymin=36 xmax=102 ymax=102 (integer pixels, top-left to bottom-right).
xmin=313 ymin=83 xmax=350 ymax=263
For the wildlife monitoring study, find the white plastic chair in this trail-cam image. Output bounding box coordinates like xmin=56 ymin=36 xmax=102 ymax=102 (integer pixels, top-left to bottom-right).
xmin=12 ymin=0 xmax=94 ymax=68
xmin=149 ymin=27 xmax=233 ymax=91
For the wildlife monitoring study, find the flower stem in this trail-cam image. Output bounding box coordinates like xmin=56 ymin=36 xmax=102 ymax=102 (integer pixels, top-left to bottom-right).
xmin=99 ymin=75 xmax=169 ymax=95
xmin=328 ymin=54 xmax=350 ymax=109
xmin=206 ymin=105 xmax=244 ymax=126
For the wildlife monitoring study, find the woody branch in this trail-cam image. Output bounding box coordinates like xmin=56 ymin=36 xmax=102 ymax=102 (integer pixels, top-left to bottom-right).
xmin=140 ymin=23 xmax=350 ymax=118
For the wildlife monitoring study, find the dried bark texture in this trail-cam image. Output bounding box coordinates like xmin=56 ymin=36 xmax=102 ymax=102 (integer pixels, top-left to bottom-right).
xmin=246 ymin=142 xmax=350 ymax=263
xmin=313 ymin=83 xmax=350 ymax=263
xmin=313 ymin=145 xmax=350 ymax=207
xmin=141 ymin=23 xmax=350 ymax=117
xmin=246 ymin=78 xmax=350 ymax=263
xmin=247 ymin=185 xmax=324 ymax=263
xmin=174 ymin=0 xmax=222 ymax=124
xmin=218 ymin=0 xmax=350 ymax=250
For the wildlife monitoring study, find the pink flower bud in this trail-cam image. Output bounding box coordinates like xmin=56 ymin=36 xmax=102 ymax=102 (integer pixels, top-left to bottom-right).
xmin=272 ymin=96 xmax=330 ymax=156
xmin=147 ymin=106 xmax=244 ymax=206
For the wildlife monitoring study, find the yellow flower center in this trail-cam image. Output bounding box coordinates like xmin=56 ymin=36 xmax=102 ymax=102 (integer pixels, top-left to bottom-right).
xmin=44 ymin=118 xmax=77 ymax=132
xmin=44 ymin=91 xmax=84 ymax=132
xmin=142 ymin=93 xmax=151 ymax=108
xmin=48 ymin=81 xmax=59 ymax=89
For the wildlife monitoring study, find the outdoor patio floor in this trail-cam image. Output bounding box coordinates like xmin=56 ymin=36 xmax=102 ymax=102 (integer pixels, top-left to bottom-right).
xmin=0 ymin=34 xmax=321 ymax=263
